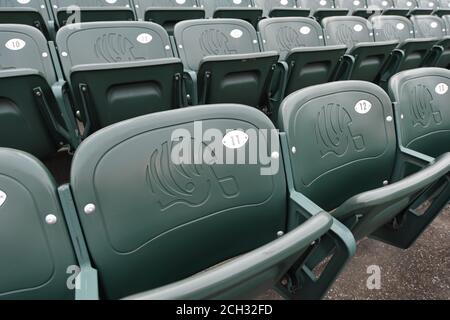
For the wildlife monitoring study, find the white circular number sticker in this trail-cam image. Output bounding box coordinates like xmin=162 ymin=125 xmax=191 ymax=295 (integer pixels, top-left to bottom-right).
xmin=5 ymin=38 xmax=26 ymax=51
xmin=382 ymin=1 xmax=388 ymax=6
xmin=222 ymin=131 xmax=249 ymax=149
xmin=280 ymin=0 xmax=289 ymax=5
xmin=320 ymin=0 xmax=327 ymax=5
xmin=354 ymin=24 xmax=363 ymax=32
xmin=105 ymin=0 xmax=117 ymax=3
xmin=430 ymin=22 xmax=438 ymax=29
xmin=300 ymin=26 xmax=311 ymax=35
xmin=406 ymin=1 xmax=413 ymax=6
xmin=435 ymin=83 xmax=448 ymax=95
xmin=137 ymin=33 xmax=152 ymax=44
xmin=355 ymin=100 xmax=372 ymax=114
xmin=230 ymin=29 xmax=243 ymax=38
xmin=176 ymin=0 xmax=186 ymax=4
xmin=0 ymin=190 xmax=6 ymax=207
xmin=17 ymin=0 xmax=31 ymax=4
xmin=396 ymin=23 xmax=405 ymax=30
xmin=353 ymin=0 xmax=361 ymax=6
xmin=233 ymin=0 xmax=242 ymax=4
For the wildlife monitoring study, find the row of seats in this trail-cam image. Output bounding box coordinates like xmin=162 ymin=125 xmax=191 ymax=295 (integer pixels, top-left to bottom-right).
xmin=1 ymin=14 xmax=450 ymax=159
xmin=2 ymin=0 xmax=450 ymax=38
xmin=1 ymin=69 xmax=449 ymax=299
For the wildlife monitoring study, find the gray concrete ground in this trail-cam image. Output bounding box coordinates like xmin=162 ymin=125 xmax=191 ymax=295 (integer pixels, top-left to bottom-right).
xmin=259 ymin=205 xmax=450 ymax=300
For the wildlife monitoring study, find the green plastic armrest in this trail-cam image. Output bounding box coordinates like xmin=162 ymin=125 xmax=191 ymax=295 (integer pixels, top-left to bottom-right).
xmin=58 ymin=185 xmax=99 ymax=300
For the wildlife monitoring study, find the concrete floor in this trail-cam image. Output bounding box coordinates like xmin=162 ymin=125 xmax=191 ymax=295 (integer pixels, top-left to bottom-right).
xmin=259 ymin=205 xmax=450 ymax=300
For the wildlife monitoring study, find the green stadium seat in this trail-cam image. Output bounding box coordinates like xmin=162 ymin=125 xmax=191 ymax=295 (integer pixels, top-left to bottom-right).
xmin=334 ymin=0 xmax=373 ymax=18
xmin=133 ymin=0 xmax=205 ymax=35
xmin=254 ymin=0 xmax=310 ymax=17
xmin=61 ymin=104 xmax=354 ymax=299
xmin=410 ymin=15 xmax=450 ymax=68
xmin=55 ymin=21 xmax=184 ymax=136
xmin=376 ymin=67 xmax=450 ymax=247
xmin=174 ymin=19 xmax=279 ymax=112
xmin=444 ymin=14 xmax=450 ymax=31
xmin=395 ymin=0 xmax=434 ymax=15
xmin=371 ymin=15 xmax=438 ymax=86
xmin=0 ymin=24 xmax=80 ymax=158
xmin=435 ymin=0 xmax=450 ymax=16
xmin=201 ymin=0 xmax=263 ymax=29
xmin=367 ymin=0 xmax=410 ymax=15
xmin=278 ymin=80 xmax=450 ymax=251
xmin=50 ymin=0 xmax=135 ymax=28
xmin=0 ymin=148 xmax=78 ymax=299
xmin=298 ymin=0 xmax=349 ymax=22
xmin=322 ymin=16 xmax=399 ymax=82
xmin=258 ymin=17 xmax=347 ymax=97
xmin=0 ymin=0 xmax=55 ymax=39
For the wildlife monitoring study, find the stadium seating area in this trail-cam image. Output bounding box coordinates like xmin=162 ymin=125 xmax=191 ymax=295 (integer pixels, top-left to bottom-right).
xmin=0 ymin=0 xmax=449 ymax=300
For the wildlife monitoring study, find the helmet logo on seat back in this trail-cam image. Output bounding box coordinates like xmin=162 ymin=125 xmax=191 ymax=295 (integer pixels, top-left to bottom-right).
xmin=94 ymin=33 xmax=145 ymax=63
xmin=276 ymin=26 xmax=306 ymax=53
xmin=146 ymin=140 xmax=239 ymax=211
xmin=199 ymin=29 xmax=238 ymax=55
xmin=0 ymin=190 xmax=6 ymax=207
xmin=410 ymin=84 xmax=443 ymax=128
xmin=335 ymin=24 xmax=359 ymax=47
xmin=315 ymin=103 xmax=366 ymax=157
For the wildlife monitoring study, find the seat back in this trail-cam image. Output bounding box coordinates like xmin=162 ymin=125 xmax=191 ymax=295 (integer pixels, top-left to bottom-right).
xmin=69 ymin=104 xmax=287 ymax=299
xmin=174 ymin=18 xmax=261 ymax=72
xmin=371 ymin=15 xmax=415 ymax=42
xmin=56 ymin=21 xmax=174 ymax=79
xmin=259 ymin=17 xmax=325 ymax=60
xmin=322 ymin=16 xmax=373 ymax=48
xmin=334 ymin=0 xmax=367 ymax=10
xmin=393 ymin=0 xmax=418 ymax=8
xmin=0 ymin=24 xmax=70 ymax=157
xmin=51 ymin=0 xmax=135 ymax=27
xmin=134 ymin=0 xmax=205 ymax=34
xmin=298 ymin=0 xmax=335 ymax=10
xmin=367 ymin=0 xmax=396 ymax=9
xmin=371 ymin=15 xmax=436 ymax=71
xmin=203 ymin=0 xmax=255 ymax=17
xmin=389 ymin=67 xmax=450 ymax=158
xmin=0 ymin=24 xmax=56 ymax=83
xmin=255 ymin=0 xmax=310 ymax=17
xmin=0 ymin=0 xmax=52 ymax=38
xmin=0 ymin=148 xmax=77 ymax=300
xmin=279 ymin=81 xmax=397 ymax=211
xmin=416 ymin=0 xmax=438 ymax=8
xmin=56 ymin=21 xmax=183 ymax=132
xmin=438 ymin=0 xmax=450 ymax=9
xmin=411 ymin=15 xmax=446 ymax=38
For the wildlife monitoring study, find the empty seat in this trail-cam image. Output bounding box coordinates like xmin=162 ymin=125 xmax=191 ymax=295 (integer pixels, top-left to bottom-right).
xmin=393 ymin=0 xmax=434 ymax=14
xmin=436 ymin=0 xmax=450 ymax=16
xmin=0 ymin=148 xmax=77 ymax=299
xmin=410 ymin=15 xmax=450 ymax=68
xmin=64 ymin=104 xmax=354 ymax=299
xmin=201 ymin=0 xmax=263 ymax=28
xmin=389 ymin=67 xmax=450 ymax=158
xmin=0 ymin=24 xmax=79 ymax=158
xmin=133 ymin=0 xmax=205 ymax=35
xmin=56 ymin=21 xmax=184 ymax=136
xmin=335 ymin=0 xmax=373 ymax=18
xmin=0 ymin=0 xmax=54 ymax=39
xmin=298 ymin=0 xmax=349 ymax=21
xmin=254 ymin=0 xmax=310 ymax=17
xmin=258 ymin=17 xmax=347 ymax=97
xmin=367 ymin=0 xmax=410 ymax=15
xmin=50 ymin=0 xmax=135 ymax=28
xmin=278 ymin=80 xmax=450 ymax=250
xmin=444 ymin=14 xmax=450 ymax=31
xmin=371 ymin=15 xmax=437 ymax=82
xmin=174 ymin=19 xmax=279 ymax=111
xmin=322 ymin=16 xmax=399 ymax=82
